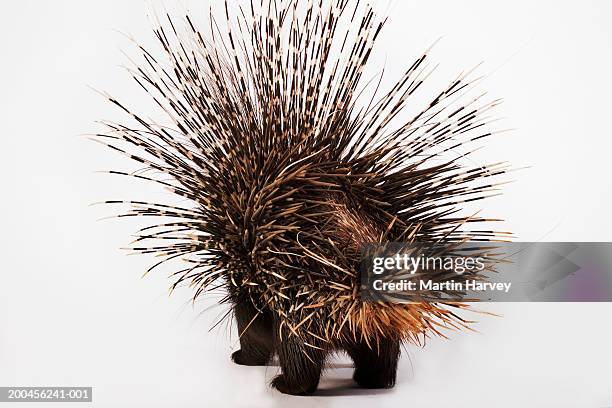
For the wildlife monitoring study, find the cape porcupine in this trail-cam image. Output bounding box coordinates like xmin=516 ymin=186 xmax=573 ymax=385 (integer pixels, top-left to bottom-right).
xmin=95 ymin=0 xmax=510 ymax=395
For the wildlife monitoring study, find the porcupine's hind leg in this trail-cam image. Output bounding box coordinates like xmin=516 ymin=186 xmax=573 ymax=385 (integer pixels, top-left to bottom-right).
xmin=231 ymin=300 xmax=274 ymax=366
xmin=345 ymin=337 xmax=400 ymax=389
xmin=271 ymin=323 xmax=326 ymax=395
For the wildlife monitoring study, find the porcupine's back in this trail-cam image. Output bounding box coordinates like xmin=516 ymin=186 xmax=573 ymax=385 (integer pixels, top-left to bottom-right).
xmin=97 ymin=0 xmax=509 ymax=349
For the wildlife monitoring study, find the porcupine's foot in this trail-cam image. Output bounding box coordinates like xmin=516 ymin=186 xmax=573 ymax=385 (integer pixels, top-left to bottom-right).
xmin=271 ymin=325 xmax=325 ymax=395
xmin=232 ymin=301 xmax=274 ymax=366
xmin=231 ymin=349 xmax=269 ymax=366
xmin=271 ymin=374 xmax=318 ymax=395
xmin=346 ymin=337 xmax=400 ymax=389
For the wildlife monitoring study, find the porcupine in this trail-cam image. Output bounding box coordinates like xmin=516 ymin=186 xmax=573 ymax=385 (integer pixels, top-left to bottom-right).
xmin=95 ymin=0 xmax=510 ymax=395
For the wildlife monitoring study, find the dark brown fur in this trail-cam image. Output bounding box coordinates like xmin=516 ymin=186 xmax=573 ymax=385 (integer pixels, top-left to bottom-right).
xmin=232 ymin=299 xmax=399 ymax=395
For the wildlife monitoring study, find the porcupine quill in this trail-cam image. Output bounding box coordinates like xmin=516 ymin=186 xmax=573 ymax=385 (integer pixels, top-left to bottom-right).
xmin=94 ymin=0 xmax=511 ymax=395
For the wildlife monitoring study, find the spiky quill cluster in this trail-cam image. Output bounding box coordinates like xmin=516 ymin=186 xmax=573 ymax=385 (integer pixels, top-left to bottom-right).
xmin=96 ymin=0 xmax=509 ymax=349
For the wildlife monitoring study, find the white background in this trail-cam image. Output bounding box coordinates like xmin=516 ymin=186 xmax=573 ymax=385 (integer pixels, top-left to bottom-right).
xmin=1 ymin=1 xmax=612 ymax=407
